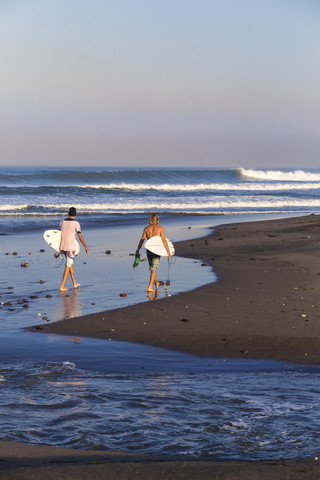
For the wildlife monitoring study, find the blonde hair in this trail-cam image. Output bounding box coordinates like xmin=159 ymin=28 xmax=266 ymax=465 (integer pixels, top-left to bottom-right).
xmin=149 ymin=212 xmax=159 ymax=225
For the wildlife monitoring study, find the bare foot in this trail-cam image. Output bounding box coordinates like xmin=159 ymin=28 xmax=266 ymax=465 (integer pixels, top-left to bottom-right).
xmin=155 ymin=282 xmax=160 ymax=289
xmin=147 ymin=288 xmax=155 ymax=292
xmin=60 ymin=287 xmax=69 ymax=292
xmin=73 ymin=283 xmax=81 ymax=289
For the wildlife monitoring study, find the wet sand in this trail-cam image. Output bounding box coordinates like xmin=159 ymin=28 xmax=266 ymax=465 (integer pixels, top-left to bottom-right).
xmin=31 ymin=214 xmax=320 ymax=365
xmin=0 ymin=440 xmax=320 ymax=480
xmin=6 ymin=214 xmax=320 ymax=479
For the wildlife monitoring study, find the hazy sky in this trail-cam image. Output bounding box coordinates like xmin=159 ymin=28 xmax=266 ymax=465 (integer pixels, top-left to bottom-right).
xmin=1 ymin=0 xmax=319 ymax=167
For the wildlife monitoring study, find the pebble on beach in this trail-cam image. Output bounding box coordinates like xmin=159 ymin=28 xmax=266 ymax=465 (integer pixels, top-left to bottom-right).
xmin=120 ymin=293 xmax=127 ymax=297
xmin=21 ymin=263 xmax=29 ymax=267
xmin=105 ymin=250 xmax=111 ymax=254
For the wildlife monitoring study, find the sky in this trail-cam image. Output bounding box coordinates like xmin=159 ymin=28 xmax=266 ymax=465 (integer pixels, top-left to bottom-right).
xmin=0 ymin=0 xmax=319 ymax=168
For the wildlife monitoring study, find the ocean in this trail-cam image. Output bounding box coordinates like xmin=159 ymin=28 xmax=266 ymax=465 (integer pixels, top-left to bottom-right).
xmin=1 ymin=166 xmax=320 ymax=234
xmin=1 ymin=165 xmax=320 ymax=460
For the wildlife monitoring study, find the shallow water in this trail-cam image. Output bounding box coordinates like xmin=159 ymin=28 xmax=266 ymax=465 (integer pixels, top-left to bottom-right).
xmin=0 ymin=220 xmax=216 ymax=330
xmin=1 ymin=331 xmax=320 ymax=460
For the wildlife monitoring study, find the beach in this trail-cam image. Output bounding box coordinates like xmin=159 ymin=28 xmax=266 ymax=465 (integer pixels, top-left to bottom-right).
xmin=1 ymin=440 xmax=320 ymax=480
xmin=3 ymin=0 xmax=320 ymax=474
xmin=33 ymin=213 xmax=320 ymax=365
xmin=2 ymin=213 xmax=317 ymax=479
xmin=2 ymin=165 xmax=320 ymax=477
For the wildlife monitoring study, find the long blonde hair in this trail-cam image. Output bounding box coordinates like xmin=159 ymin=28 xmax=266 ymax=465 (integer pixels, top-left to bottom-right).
xmin=149 ymin=212 xmax=159 ymax=225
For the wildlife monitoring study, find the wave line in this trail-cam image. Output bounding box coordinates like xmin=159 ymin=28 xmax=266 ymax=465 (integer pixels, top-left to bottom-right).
xmin=240 ymin=168 xmax=320 ymax=181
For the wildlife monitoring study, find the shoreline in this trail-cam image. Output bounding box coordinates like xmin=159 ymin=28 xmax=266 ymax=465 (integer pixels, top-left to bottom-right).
xmin=29 ymin=213 xmax=320 ymax=365
xmin=6 ymin=213 xmax=320 ymax=479
xmin=0 ymin=441 xmax=319 ymax=480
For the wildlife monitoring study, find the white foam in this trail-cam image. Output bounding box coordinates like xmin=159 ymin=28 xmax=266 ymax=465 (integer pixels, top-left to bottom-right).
xmin=79 ymin=182 xmax=320 ymax=191
xmin=60 ymin=198 xmax=320 ymax=210
xmin=0 ymin=204 xmax=30 ymax=211
xmin=240 ymin=168 xmax=320 ymax=182
xmin=62 ymin=361 xmax=76 ymax=369
xmin=1 ymin=197 xmax=320 ymax=214
xmin=2 ymin=181 xmax=320 ymax=192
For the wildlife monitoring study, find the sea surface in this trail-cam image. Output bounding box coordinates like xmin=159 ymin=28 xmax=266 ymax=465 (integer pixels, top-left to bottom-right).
xmin=1 ymin=166 xmax=320 ymax=460
xmin=1 ymin=165 xmax=320 ymax=234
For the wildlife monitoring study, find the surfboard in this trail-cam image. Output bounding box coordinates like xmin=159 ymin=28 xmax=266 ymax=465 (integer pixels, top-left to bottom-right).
xmin=144 ymin=236 xmax=175 ymax=257
xmin=43 ymin=230 xmax=80 ymax=255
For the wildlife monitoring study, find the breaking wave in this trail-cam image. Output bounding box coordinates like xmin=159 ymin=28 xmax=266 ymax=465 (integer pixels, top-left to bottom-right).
xmin=2 ymin=182 xmax=320 ymax=193
xmin=2 ymin=197 xmax=320 ymax=216
xmin=78 ymin=182 xmax=320 ymax=192
xmin=240 ymin=168 xmax=320 ymax=182
xmin=2 ymin=166 xmax=320 ymax=231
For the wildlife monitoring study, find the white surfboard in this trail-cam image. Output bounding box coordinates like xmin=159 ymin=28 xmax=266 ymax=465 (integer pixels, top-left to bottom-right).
xmin=43 ymin=230 xmax=80 ymax=255
xmin=144 ymin=236 xmax=175 ymax=257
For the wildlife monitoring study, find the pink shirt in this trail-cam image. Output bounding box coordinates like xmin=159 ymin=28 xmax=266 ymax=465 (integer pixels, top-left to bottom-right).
xmin=59 ymin=219 xmax=81 ymax=252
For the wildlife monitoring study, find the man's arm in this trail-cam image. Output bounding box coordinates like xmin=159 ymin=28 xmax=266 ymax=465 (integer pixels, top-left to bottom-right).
xmin=78 ymin=232 xmax=89 ymax=254
xmin=136 ymin=229 xmax=147 ymax=253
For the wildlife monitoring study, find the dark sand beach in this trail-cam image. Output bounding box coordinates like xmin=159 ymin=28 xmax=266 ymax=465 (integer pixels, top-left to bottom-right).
xmin=1 ymin=440 xmax=320 ymax=480
xmin=3 ymin=214 xmax=320 ymax=479
xmin=31 ymin=213 xmax=320 ymax=365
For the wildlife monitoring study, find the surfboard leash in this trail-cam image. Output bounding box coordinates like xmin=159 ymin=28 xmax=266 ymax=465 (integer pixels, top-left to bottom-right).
xmin=53 ymin=252 xmax=64 ymax=268
xmin=165 ymin=256 xmax=176 ymax=287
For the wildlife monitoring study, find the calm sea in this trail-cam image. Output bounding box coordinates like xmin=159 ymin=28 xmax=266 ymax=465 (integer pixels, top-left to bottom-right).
xmin=1 ymin=165 xmax=320 ymax=460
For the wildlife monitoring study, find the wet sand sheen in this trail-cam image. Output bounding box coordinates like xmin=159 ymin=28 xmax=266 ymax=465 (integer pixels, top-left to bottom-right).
xmin=31 ymin=214 xmax=320 ymax=365
xmin=0 ymin=440 xmax=319 ymax=480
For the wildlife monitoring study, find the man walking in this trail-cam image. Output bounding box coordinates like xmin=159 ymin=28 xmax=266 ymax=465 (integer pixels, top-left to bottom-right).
xmin=59 ymin=207 xmax=89 ymax=292
xmin=136 ymin=213 xmax=171 ymax=292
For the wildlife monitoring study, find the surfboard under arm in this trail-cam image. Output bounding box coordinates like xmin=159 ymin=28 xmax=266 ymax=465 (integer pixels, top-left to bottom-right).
xmin=43 ymin=230 xmax=80 ymax=255
xmin=144 ymin=236 xmax=175 ymax=257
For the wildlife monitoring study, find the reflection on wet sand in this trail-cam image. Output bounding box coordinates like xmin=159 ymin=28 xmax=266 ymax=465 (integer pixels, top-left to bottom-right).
xmin=148 ymin=290 xmax=159 ymax=301
xmin=54 ymin=289 xmax=82 ymax=322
